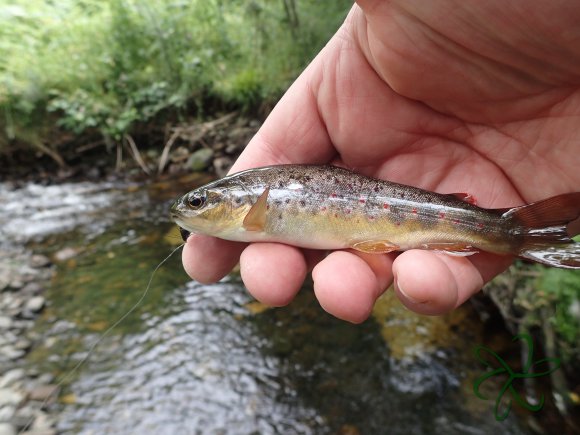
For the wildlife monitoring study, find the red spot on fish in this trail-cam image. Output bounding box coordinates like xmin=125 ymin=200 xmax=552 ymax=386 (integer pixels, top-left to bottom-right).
xmin=346 ymin=209 xmax=351 ymax=214
xmin=334 ymin=213 xmax=338 ymax=218
xmin=359 ymin=199 xmax=366 ymax=204
xmin=266 ymin=205 xmax=270 ymax=210
xmin=412 ymin=208 xmax=417 ymax=214
xmin=383 ymin=203 xmax=389 ymax=209
xmin=453 ymin=219 xmax=460 ymax=225
xmin=331 ymin=193 xmax=337 ymax=198
xmin=477 ymin=222 xmax=484 ymax=229
xmin=396 ymin=222 xmax=401 ymax=226
xmin=369 ymin=216 xmax=375 ymax=221
xmin=439 ymin=212 xmax=445 ymax=219
xmin=348 ymin=183 xmax=353 ymax=189
xmin=321 ymin=206 xmax=327 ymax=211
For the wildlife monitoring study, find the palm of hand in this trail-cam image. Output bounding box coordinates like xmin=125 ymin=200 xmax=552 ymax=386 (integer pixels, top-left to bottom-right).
xmin=183 ymin=1 xmax=580 ymax=322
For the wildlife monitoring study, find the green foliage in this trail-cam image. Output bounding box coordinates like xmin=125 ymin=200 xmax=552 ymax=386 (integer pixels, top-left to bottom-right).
xmin=535 ymin=268 xmax=580 ymax=363
xmin=0 ymin=0 xmax=351 ymax=153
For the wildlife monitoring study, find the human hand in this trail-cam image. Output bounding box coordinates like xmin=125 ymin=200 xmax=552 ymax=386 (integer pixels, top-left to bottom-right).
xmin=183 ymin=0 xmax=580 ymax=322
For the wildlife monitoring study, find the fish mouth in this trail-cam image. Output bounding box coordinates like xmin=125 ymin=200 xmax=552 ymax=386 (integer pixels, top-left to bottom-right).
xmin=178 ymin=226 xmax=191 ymax=241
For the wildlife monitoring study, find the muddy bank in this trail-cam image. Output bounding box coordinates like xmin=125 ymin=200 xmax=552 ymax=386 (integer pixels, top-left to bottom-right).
xmin=0 ymin=114 xmax=260 ymax=184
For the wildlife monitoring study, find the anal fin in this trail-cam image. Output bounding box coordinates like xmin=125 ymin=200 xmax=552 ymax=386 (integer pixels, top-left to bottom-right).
xmin=420 ymin=242 xmax=479 ymax=256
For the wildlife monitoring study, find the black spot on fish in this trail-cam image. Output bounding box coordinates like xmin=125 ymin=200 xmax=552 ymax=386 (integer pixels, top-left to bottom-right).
xmin=278 ymin=214 xmax=283 ymax=220
xmin=299 ymin=200 xmax=306 ymax=207
xmin=285 ymin=198 xmax=291 ymax=204
xmin=274 ymin=199 xmax=282 ymax=206
xmin=234 ymin=197 xmax=242 ymax=204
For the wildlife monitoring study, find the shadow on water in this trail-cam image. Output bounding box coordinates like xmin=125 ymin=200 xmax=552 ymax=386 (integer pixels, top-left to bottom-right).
xmin=8 ymin=177 xmax=534 ymax=434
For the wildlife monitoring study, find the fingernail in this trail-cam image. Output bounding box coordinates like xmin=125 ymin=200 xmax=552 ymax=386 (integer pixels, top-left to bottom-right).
xmin=394 ymin=278 xmax=420 ymax=304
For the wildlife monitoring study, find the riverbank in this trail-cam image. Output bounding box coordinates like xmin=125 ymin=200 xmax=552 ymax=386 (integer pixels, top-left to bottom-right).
xmin=0 ymin=113 xmax=260 ymax=185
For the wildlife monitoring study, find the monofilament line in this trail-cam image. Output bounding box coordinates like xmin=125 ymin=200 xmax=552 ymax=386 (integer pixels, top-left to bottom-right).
xmin=20 ymin=242 xmax=185 ymax=434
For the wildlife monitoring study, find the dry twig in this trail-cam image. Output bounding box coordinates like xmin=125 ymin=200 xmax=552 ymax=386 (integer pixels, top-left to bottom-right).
xmin=124 ymin=134 xmax=150 ymax=175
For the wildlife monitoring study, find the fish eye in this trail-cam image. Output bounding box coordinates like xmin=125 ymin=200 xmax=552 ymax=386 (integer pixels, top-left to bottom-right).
xmin=187 ymin=193 xmax=206 ymax=209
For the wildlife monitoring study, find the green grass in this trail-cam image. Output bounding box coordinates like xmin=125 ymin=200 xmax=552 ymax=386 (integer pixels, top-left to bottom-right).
xmin=0 ymin=0 xmax=351 ymax=155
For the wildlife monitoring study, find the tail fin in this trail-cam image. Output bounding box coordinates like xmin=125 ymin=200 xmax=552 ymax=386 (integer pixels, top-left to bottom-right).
xmin=503 ymin=192 xmax=580 ymax=269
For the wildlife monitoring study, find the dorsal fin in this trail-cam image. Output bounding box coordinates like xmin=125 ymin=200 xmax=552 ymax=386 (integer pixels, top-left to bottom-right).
xmin=243 ymin=187 xmax=270 ymax=231
xmin=447 ymin=192 xmax=477 ymax=205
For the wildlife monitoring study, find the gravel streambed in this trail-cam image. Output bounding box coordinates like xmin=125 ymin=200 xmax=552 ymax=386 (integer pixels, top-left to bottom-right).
xmin=0 ymin=249 xmax=57 ymax=435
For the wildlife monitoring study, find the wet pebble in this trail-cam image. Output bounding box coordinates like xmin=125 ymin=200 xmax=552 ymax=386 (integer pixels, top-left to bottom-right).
xmin=13 ymin=339 xmax=31 ymax=352
xmin=27 ymin=385 xmax=59 ymax=403
xmin=20 ymin=283 xmax=44 ymax=296
xmin=0 ymin=294 xmax=23 ymax=316
xmin=0 ymin=423 xmax=16 ymax=435
xmin=24 ymin=297 xmax=45 ymax=314
xmin=0 ymin=250 xmax=56 ymax=434
xmin=0 ymin=389 xmax=24 ymax=408
xmin=0 ymin=347 xmax=25 ymax=362
xmin=0 ymin=317 xmax=12 ymax=330
xmin=0 ymin=406 xmax=16 ymax=423
xmin=29 ymin=255 xmax=50 ymax=268
xmin=52 ymin=247 xmax=79 ymax=263
xmin=0 ymin=370 xmax=24 ymax=389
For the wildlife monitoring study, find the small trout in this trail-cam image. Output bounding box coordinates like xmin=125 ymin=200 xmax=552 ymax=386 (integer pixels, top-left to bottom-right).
xmin=171 ymin=165 xmax=580 ymax=269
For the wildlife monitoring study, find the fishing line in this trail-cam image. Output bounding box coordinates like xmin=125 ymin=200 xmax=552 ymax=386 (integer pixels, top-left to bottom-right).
xmin=20 ymin=242 xmax=185 ymax=434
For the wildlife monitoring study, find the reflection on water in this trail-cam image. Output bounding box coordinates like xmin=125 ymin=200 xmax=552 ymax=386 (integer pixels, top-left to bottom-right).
xmin=0 ymin=181 xmax=144 ymax=245
xmin=0 ymin=178 xmax=532 ymax=434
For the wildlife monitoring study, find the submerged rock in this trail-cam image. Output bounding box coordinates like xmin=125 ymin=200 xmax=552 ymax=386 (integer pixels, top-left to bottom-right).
xmin=187 ymin=148 xmax=214 ymax=171
xmin=52 ymin=247 xmax=79 ymax=263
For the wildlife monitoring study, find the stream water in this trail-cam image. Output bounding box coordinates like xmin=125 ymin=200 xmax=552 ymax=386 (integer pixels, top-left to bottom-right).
xmin=0 ymin=176 xmax=533 ymax=434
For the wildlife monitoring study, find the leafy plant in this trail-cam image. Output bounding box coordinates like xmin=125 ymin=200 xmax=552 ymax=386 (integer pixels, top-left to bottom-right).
xmin=0 ymin=0 xmax=352 ymax=157
xmin=535 ymin=268 xmax=580 ymax=364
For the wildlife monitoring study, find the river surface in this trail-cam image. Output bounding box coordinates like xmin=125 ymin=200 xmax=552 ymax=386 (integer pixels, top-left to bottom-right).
xmin=0 ymin=176 xmax=533 ymax=434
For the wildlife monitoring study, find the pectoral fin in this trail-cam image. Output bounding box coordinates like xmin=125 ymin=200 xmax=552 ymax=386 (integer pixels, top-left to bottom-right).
xmin=351 ymin=240 xmax=400 ymax=254
xmin=243 ymin=187 xmax=270 ymax=231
